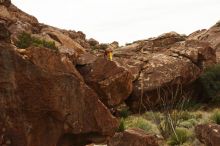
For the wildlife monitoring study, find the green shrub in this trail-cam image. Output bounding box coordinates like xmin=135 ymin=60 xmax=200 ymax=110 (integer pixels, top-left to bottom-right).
xmin=16 ymin=32 xmax=32 ymax=48
xmin=167 ymin=128 xmax=192 ymax=146
xmin=136 ymin=118 xmax=152 ymax=131
xmin=179 ymin=111 xmax=194 ymax=121
xmin=119 ymin=108 xmax=130 ymax=118
xmin=117 ymin=118 xmax=125 ymax=132
xmin=16 ymin=32 xmax=58 ymax=51
xmin=198 ymin=64 xmax=220 ymax=102
xmin=144 ymin=111 xmax=162 ymax=122
xmin=179 ymin=119 xmax=198 ymax=128
xmin=125 ymin=117 xmax=154 ymax=132
xmin=211 ymin=109 xmax=220 ymax=125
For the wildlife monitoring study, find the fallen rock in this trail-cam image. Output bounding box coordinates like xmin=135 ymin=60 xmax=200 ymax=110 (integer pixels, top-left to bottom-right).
xmin=108 ymin=128 xmax=159 ymax=146
xmin=195 ymin=124 xmax=220 ymax=146
xmin=0 ymin=43 xmax=118 ymax=146
xmin=114 ymin=34 xmax=216 ymax=111
xmin=77 ymin=58 xmax=133 ymax=107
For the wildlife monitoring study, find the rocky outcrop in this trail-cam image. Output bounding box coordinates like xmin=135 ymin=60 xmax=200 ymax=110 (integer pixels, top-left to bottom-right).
xmin=195 ymin=124 xmax=220 ymax=146
xmin=0 ymin=1 xmax=91 ymax=57
xmin=0 ymin=42 xmax=119 ymax=146
xmin=77 ymin=58 xmax=133 ymax=107
xmin=188 ymin=21 xmax=220 ymax=62
xmin=38 ymin=25 xmax=86 ymax=55
xmin=0 ymin=1 xmax=219 ymax=146
xmin=0 ymin=3 xmax=139 ymax=146
xmin=114 ymin=33 xmax=216 ymax=111
xmin=108 ymin=128 xmax=159 ymax=146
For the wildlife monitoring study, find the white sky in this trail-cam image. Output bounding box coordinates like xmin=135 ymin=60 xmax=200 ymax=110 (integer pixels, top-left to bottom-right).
xmin=12 ymin=0 xmax=220 ymax=45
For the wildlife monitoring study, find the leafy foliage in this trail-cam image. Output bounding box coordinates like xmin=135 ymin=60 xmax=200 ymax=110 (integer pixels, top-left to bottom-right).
xmin=198 ymin=64 xmax=220 ymax=102
xmin=119 ymin=108 xmax=130 ymax=118
xmin=16 ymin=32 xmax=58 ymax=51
xmin=16 ymin=32 xmax=32 ymax=48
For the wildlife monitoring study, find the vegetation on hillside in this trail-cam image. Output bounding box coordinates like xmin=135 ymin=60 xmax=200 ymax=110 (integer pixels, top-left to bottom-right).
xmin=119 ymin=108 xmax=217 ymax=145
xmin=16 ymin=32 xmax=58 ymax=51
xmin=118 ymin=69 xmax=220 ymax=146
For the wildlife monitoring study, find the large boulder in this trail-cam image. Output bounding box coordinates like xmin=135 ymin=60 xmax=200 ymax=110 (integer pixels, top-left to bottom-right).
xmin=114 ymin=33 xmax=216 ymax=111
xmin=108 ymin=128 xmax=159 ymax=146
xmin=77 ymin=58 xmax=133 ymax=107
xmin=0 ymin=43 xmax=118 ymax=146
xmin=195 ymin=124 xmax=220 ymax=146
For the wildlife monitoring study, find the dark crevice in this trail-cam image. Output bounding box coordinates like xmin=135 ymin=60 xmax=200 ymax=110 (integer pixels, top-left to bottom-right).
xmin=48 ymin=33 xmax=62 ymax=44
xmin=170 ymin=51 xmax=202 ymax=68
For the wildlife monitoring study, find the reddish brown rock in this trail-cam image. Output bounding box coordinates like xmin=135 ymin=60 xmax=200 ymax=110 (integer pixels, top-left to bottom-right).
xmin=0 ymin=43 xmax=118 ymax=146
xmin=195 ymin=124 xmax=220 ymax=146
xmin=188 ymin=21 xmax=220 ymax=62
xmin=114 ymin=34 xmax=216 ymax=111
xmin=77 ymin=58 xmax=133 ymax=107
xmin=108 ymin=128 xmax=159 ymax=146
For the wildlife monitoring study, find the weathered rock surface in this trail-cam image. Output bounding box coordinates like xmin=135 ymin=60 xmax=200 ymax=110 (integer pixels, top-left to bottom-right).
xmin=0 ymin=42 xmax=119 ymax=146
xmin=114 ymin=33 xmax=216 ymax=111
xmin=195 ymin=124 xmax=220 ymax=146
xmin=108 ymin=128 xmax=159 ymax=146
xmin=188 ymin=21 xmax=220 ymax=62
xmin=77 ymin=58 xmax=133 ymax=107
xmin=39 ymin=25 xmax=86 ymax=55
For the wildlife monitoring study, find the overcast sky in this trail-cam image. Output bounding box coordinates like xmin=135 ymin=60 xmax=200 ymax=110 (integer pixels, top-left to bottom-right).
xmin=12 ymin=0 xmax=220 ymax=45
